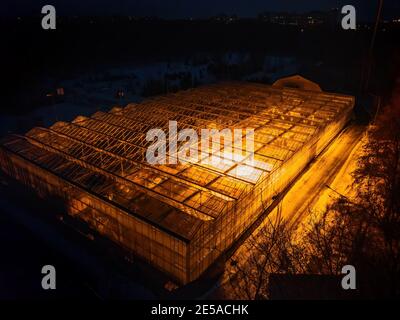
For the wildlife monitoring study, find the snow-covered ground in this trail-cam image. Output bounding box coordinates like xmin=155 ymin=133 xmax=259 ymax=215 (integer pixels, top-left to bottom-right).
xmin=210 ymin=124 xmax=365 ymax=299
xmin=1 ymin=54 xmax=299 ymax=136
xmin=0 ymin=102 xmax=105 ymax=136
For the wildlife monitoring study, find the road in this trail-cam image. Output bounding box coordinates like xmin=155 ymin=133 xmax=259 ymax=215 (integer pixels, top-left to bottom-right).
xmin=277 ymin=124 xmax=365 ymax=229
xmin=209 ymin=124 xmax=365 ymax=297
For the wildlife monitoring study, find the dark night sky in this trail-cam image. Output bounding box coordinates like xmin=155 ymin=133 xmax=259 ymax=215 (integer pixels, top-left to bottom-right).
xmin=2 ymin=0 xmax=400 ymax=20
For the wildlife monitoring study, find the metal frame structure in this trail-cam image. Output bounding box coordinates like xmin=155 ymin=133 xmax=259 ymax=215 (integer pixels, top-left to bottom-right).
xmin=0 ymin=81 xmax=354 ymax=284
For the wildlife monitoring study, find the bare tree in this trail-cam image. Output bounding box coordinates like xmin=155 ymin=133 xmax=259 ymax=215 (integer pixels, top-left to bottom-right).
xmin=225 ymin=216 xmax=303 ymax=299
xmin=225 ymin=83 xmax=400 ymax=299
xmin=348 ymin=86 xmax=400 ymax=297
xmin=303 ymin=82 xmax=400 ymax=297
xmin=224 ymin=206 xmax=371 ymax=299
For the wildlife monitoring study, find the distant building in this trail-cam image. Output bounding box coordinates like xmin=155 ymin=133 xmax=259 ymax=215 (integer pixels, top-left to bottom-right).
xmin=268 ymin=273 xmax=373 ymax=299
xmin=258 ymin=9 xmax=340 ymax=28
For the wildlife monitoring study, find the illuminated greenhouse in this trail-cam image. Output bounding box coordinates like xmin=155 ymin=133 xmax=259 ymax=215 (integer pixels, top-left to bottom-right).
xmin=0 ymin=80 xmax=354 ymax=284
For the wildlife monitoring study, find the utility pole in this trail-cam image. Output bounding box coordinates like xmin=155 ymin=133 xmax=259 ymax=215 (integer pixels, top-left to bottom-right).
xmin=363 ymin=0 xmax=384 ymax=94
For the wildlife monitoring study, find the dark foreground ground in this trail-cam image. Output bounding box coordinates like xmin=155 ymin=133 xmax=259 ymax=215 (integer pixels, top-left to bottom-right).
xmin=0 ymin=178 xmax=158 ymax=299
xmin=0 ymin=208 xmax=96 ymax=299
xmin=0 ymin=176 xmax=220 ymax=300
